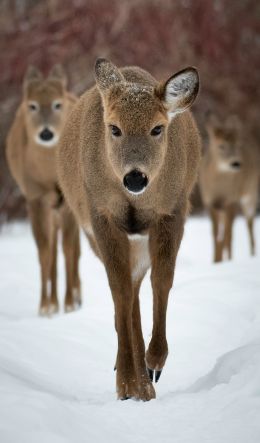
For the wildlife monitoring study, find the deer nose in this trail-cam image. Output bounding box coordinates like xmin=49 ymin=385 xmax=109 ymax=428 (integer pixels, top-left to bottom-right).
xmin=123 ymin=170 xmax=148 ymax=194
xmin=39 ymin=128 xmax=54 ymax=141
xmin=231 ymin=161 xmax=241 ymax=169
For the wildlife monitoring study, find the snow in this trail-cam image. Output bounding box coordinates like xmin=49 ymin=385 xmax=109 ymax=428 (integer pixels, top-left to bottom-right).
xmin=0 ymin=216 xmax=260 ymax=443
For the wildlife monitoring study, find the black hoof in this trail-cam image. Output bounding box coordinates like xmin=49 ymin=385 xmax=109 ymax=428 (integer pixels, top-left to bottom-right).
xmin=155 ymin=370 xmax=162 ymax=383
xmin=147 ymin=367 xmax=154 ymax=382
xmin=121 ymin=396 xmax=130 ymax=401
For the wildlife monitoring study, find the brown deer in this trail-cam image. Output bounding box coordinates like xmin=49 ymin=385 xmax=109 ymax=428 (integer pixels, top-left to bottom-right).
xmin=57 ymin=58 xmax=201 ymax=400
xmin=199 ymin=113 xmax=259 ymax=262
xmin=6 ymin=65 xmax=81 ymax=316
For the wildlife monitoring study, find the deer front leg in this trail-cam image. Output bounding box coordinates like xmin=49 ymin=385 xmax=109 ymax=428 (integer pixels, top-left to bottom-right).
xmin=28 ymin=199 xmax=55 ymax=316
xmin=146 ymin=212 xmax=185 ymax=382
xmin=92 ymin=212 xmax=154 ymax=400
xmin=210 ymin=208 xmax=225 ymax=263
xmin=223 ymin=206 xmax=235 ymax=260
xmin=93 ymin=213 xmax=136 ymax=399
xmin=113 ymin=279 xmax=155 ymax=400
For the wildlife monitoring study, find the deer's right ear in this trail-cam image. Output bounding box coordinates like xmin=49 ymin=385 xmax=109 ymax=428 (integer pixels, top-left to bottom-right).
xmin=94 ymin=58 xmax=124 ymax=94
xmin=205 ymin=112 xmax=221 ymax=138
xmin=156 ymin=67 xmax=199 ymax=117
xmin=23 ymin=66 xmax=43 ymax=92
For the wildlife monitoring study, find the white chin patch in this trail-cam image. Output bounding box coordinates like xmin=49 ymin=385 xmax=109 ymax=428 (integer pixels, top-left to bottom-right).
xmin=125 ymin=187 xmax=147 ymax=196
xmin=35 ymin=134 xmax=59 ymax=148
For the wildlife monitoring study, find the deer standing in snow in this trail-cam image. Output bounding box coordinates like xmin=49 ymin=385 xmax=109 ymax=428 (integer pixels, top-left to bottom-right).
xmin=199 ymin=114 xmax=259 ymax=262
xmin=6 ymin=65 xmax=81 ymax=315
xmin=57 ymin=58 xmax=201 ymax=400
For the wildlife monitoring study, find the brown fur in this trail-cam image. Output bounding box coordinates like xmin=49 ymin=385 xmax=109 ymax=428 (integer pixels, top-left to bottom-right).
xmin=6 ymin=65 xmax=81 ymax=315
xmin=199 ymin=114 xmax=259 ymax=262
xmin=57 ymin=59 xmax=201 ymax=400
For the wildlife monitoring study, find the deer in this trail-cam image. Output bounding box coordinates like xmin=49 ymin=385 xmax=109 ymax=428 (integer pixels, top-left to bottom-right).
xmin=199 ymin=113 xmax=259 ymax=262
xmin=6 ymin=65 xmax=81 ymax=316
xmin=57 ymin=58 xmax=201 ymax=401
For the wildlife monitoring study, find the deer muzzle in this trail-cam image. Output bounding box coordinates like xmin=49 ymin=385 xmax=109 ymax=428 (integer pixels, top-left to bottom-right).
xmin=123 ymin=169 xmax=148 ymax=195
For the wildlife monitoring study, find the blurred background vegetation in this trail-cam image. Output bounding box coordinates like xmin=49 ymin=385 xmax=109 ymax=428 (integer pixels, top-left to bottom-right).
xmin=0 ymin=0 xmax=259 ymax=222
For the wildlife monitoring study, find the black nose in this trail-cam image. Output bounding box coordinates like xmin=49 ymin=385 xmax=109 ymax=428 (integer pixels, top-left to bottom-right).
xmin=231 ymin=161 xmax=241 ymax=169
xmin=123 ymin=170 xmax=148 ymax=194
xmin=39 ymin=128 xmax=54 ymax=141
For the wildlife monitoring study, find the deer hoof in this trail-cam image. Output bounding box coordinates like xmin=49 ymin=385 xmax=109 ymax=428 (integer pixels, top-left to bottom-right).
xmin=73 ymin=287 xmax=82 ymax=307
xmin=39 ymin=305 xmax=49 ymax=317
xmin=48 ymin=303 xmax=59 ymax=315
xmin=146 ymin=367 xmax=163 ymax=383
xmin=155 ymin=370 xmax=162 ymax=383
xmin=140 ymin=382 xmax=156 ymax=401
xmin=64 ymin=303 xmax=75 ymax=313
xmin=147 ymin=367 xmax=154 ymax=382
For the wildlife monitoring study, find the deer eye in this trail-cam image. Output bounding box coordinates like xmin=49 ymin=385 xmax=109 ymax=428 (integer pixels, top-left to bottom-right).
xmin=28 ymin=102 xmax=38 ymax=112
xmin=151 ymin=125 xmax=163 ymax=136
xmin=110 ymin=125 xmax=122 ymax=137
xmin=53 ymin=101 xmax=62 ymax=111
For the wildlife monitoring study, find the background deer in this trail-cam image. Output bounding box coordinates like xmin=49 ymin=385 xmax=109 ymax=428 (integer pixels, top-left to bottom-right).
xmin=199 ymin=114 xmax=259 ymax=262
xmin=57 ymin=58 xmax=201 ymax=401
xmin=6 ymin=65 xmax=81 ymax=316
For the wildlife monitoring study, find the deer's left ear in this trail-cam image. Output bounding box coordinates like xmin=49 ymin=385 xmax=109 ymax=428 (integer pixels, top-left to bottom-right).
xmin=156 ymin=67 xmax=199 ymax=117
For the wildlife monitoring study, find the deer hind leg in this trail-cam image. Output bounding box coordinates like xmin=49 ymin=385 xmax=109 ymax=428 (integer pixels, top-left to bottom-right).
xmin=210 ymin=208 xmax=225 ymax=263
xmin=247 ymin=217 xmax=255 ymax=256
xmin=72 ymin=227 xmax=81 ymax=306
xmin=49 ymin=225 xmax=59 ymax=314
xmin=132 ymin=278 xmax=156 ymax=400
xmin=28 ymin=199 xmax=54 ymax=316
xmin=240 ymin=195 xmax=257 ymax=256
xmin=62 ymin=207 xmax=81 ymax=313
xmin=146 ymin=210 xmax=185 ymax=383
xmin=223 ymin=206 xmax=235 ymax=260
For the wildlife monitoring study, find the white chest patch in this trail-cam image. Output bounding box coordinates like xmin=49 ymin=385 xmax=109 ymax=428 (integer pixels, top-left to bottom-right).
xmin=128 ymin=233 xmax=151 ymax=284
xmin=84 ymin=223 xmax=94 ymax=238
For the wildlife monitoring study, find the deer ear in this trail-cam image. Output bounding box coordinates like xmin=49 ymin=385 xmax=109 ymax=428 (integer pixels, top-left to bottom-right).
xmin=48 ymin=64 xmax=67 ymax=88
xmin=157 ymin=67 xmax=199 ymax=117
xmin=94 ymin=58 xmax=124 ymax=93
xmin=225 ymin=114 xmax=240 ymax=132
xmin=23 ymin=65 xmax=43 ymax=91
xmin=205 ymin=112 xmax=222 ymax=138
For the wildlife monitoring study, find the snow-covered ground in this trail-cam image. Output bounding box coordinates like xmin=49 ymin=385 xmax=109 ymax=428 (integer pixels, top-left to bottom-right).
xmin=0 ymin=216 xmax=259 ymax=443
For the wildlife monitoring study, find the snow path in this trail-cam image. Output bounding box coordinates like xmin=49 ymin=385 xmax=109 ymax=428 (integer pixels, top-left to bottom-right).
xmin=0 ymin=217 xmax=259 ymax=443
